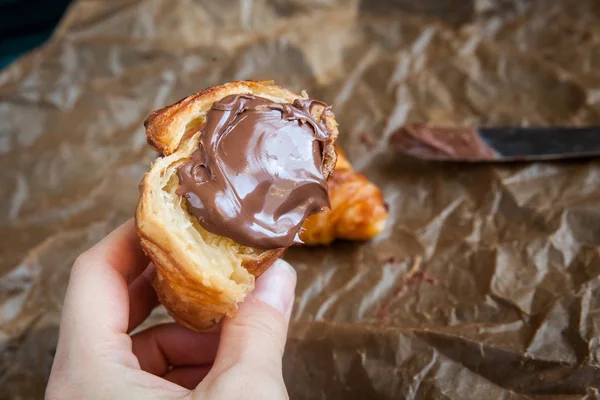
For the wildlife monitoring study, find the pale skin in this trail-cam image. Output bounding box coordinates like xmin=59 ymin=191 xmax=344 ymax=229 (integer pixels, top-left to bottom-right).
xmin=46 ymin=220 xmax=297 ymax=399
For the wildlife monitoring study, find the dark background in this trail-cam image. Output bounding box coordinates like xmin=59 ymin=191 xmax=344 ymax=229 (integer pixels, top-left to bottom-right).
xmin=0 ymin=0 xmax=72 ymax=68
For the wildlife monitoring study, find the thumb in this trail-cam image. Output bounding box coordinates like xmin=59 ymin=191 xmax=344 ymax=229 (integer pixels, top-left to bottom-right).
xmin=213 ymin=259 xmax=296 ymax=374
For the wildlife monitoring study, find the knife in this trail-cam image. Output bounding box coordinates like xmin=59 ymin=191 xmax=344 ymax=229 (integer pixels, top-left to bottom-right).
xmin=389 ymin=123 xmax=600 ymax=162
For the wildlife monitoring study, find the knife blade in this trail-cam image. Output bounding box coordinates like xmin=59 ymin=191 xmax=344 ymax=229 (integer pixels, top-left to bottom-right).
xmin=389 ymin=123 xmax=600 ymax=162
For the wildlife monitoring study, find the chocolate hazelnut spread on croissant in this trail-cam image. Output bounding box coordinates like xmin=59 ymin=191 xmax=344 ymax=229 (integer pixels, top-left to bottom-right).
xmin=177 ymin=93 xmax=332 ymax=249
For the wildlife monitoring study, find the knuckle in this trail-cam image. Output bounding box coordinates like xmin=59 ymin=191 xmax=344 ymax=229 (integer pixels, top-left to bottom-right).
xmin=213 ymin=365 xmax=288 ymax=399
xmin=231 ymin=315 xmax=284 ymax=351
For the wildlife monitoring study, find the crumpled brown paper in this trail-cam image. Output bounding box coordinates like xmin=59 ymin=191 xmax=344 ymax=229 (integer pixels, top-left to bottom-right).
xmin=2 ymin=0 xmax=600 ymax=398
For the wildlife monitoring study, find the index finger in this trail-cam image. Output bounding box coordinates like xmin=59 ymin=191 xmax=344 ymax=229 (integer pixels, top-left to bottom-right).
xmin=78 ymin=219 xmax=148 ymax=284
xmin=57 ymin=220 xmax=149 ymax=359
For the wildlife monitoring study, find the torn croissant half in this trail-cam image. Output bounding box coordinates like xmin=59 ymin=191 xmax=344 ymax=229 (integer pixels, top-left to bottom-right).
xmin=136 ymin=81 xmax=339 ymax=330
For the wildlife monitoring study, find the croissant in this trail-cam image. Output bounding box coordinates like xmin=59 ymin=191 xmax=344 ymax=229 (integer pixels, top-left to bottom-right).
xmin=136 ymin=81 xmax=339 ymax=331
xmin=300 ymin=148 xmax=389 ymax=245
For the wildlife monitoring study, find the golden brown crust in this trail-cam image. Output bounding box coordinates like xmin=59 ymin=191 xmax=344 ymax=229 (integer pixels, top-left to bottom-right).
xmin=300 ymin=149 xmax=389 ymax=245
xmin=136 ymin=81 xmax=338 ymax=331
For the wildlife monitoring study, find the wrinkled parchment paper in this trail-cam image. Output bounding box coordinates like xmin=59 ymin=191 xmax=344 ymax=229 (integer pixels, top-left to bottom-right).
xmin=3 ymin=0 xmax=600 ymax=398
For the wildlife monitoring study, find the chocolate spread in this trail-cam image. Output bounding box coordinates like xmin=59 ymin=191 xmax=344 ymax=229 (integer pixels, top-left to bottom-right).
xmin=390 ymin=123 xmax=498 ymax=160
xmin=177 ymin=94 xmax=331 ymax=249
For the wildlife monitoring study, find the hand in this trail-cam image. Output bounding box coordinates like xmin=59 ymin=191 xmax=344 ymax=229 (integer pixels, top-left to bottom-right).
xmin=46 ymin=220 xmax=296 ymax=399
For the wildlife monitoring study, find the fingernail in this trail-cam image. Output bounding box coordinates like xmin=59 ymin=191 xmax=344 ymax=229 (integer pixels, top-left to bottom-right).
xmin=253 ymin=259 xmax=297 ymax=315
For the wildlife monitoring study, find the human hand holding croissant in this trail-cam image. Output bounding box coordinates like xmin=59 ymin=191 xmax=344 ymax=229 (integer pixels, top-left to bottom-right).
xmin=46 ymin=221 xmax=296 ymax=399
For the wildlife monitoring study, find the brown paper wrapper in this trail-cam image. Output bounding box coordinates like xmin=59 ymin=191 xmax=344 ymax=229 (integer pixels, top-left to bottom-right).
xmin=2 ymin=0 xmax=600 ymax=398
